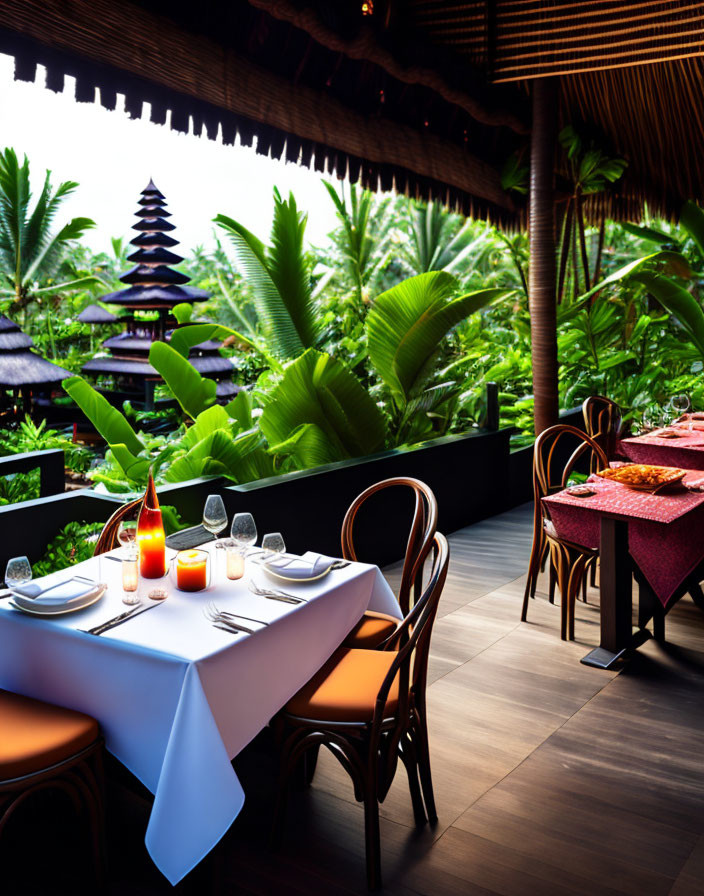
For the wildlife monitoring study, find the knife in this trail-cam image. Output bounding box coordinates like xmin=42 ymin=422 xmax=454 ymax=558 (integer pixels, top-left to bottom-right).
xmin=81 ymin=601 xmax=161 ymax=636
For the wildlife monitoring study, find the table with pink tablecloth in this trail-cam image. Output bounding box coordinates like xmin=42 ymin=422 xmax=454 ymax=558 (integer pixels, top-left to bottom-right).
xmin=543 ymin=472 xmax=704 ymax=608
xmin=620 ymin=427 xmax=704 ymax=470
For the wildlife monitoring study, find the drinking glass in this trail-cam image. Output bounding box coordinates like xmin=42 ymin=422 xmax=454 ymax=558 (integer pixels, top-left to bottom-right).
xmin=117 ymin=520 xmax=137 ymax=554
xmin=203 ymin=495 xmax=228 ymax=547
xmin=231 ymin=513 xmax=257 ymax=555
xmin=671 ymin=393 xmax=691 ymax=427
xmin=262 ymin=532 xmax=286 ymax=560
xmin=121 ymin=546 xmax=140 ymax=605
xmin=5 ymin=555 xmax=32 ymax=589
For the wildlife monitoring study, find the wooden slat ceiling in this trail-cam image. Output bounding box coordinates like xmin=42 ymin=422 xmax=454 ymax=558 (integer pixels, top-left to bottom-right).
xmin=408 ymin=0 xmax=704 ymax=80
xmin=0 ymin=0 xmax=524 ymax=224
xmin=408 ymin=0 xmax=704 ymax=217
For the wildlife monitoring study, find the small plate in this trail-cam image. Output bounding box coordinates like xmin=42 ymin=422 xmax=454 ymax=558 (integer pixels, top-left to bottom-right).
xmin=10 ymin=584 xmax=107 ymax=616
xmin=263 ymin=564 xmax=332 ymax=584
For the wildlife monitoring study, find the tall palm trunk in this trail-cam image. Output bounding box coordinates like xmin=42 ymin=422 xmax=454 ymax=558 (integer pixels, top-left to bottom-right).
xmin=528 ymin=79 xmax=559 ymax=435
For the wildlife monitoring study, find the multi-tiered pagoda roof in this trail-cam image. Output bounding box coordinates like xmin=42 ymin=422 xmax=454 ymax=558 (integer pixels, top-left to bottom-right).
xmin=0 ymin=315 xmax=71 ymax=388
xmin=82 ymin=181 xmax=235 ymax=398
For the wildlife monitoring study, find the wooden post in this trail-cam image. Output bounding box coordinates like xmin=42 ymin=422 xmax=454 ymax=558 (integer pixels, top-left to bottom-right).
xmin=529 ymin=78 xmax=559 ymax=435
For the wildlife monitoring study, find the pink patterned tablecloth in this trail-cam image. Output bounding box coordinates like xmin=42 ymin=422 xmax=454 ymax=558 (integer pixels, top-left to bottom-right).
xmin=543 ymin=472 xmax=704 ymax=608
xmin=620 ymin=427 xmax=704 ymax=470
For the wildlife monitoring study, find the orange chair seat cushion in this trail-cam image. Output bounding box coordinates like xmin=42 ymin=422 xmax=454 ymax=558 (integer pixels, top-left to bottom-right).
xmin=343 ymin=610 xmax=398 ymax=649
xmin=0 ymin=690 xmax=99 ymax=780
xmin=285 ymin=647 xmax=400 ymax=723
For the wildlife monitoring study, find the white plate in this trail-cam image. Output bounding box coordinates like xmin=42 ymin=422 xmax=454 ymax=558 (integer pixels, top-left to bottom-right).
xmin=10 ymin=584 xmax=107 ymax=616
xmin=262 ymin=564 xmax=332 ymax=584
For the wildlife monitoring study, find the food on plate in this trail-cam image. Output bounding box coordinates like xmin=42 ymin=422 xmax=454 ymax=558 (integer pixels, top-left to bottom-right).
xmin=597 ymin=464 xmax=685 ymax=490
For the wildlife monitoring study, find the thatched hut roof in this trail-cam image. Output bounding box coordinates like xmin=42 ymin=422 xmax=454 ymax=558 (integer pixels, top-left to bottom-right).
xmin=0 ymin=1 xmax=702 ymax=222
xmin=0 ymin=316 xmax=72 ymax=387
xmin=77 ymin=303 xmax=117 ymax=324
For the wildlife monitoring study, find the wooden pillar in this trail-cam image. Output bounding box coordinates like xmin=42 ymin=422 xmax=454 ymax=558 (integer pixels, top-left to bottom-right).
xmin=529 ymin=78 xmax=559 ymax=435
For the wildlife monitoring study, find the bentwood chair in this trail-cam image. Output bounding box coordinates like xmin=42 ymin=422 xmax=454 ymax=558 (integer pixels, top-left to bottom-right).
xmin=1 ymin=690 xmax=106 ymax=887
xmin=93 ymin=496 xmax=143 ymax=555
xmin=582 ymin=395 xmax=626 ymax=468
xmin=341 ymin=477 xmax=438 ymax=649
xmin=522 ymin=425 xmax=608 ymax=640
xmin=273 ymin=532 xmax=448 ymax=890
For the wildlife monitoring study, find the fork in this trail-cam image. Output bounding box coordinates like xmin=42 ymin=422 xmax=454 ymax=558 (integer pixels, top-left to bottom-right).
xmin=203 ymin=605 xmax=256 ymax=635
xmin=248 ymin=581 xmax=305 ymax=604
xmin=205 ymin=601 xmax=269 ymax=627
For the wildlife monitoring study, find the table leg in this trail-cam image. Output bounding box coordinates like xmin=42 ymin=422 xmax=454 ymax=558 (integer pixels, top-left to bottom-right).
xmin=581 ymin=517 xmax=650 ymax=669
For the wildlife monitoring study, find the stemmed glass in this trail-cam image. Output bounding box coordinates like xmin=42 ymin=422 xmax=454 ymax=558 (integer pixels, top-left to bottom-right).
xmin=231 ymin=513 xmax=257 ymax=556
xmin=262 ymin=532 xmax=286 ymax=561
xmin=671 ymin=393 xmax=692 ymax=429
xmin=5 ymin=556 xmax=32 ymax=590
xmin=203 ymin=495 xmax=228 ymax=547
xmin=117 ymin=520 xmax=137 ymax=553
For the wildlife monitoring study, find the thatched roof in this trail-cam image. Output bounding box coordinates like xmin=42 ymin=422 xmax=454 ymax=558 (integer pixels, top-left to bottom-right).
xmin=1 ymin=1 xmax=703 ymax=221
xmin=0 ymin=315 xmax=72 ymax=387
xmin=77 ymin=303 xmax=117 ymax=324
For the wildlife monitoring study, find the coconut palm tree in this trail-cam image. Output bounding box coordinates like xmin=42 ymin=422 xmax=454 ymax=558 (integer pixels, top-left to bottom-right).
xmin=0 ymin=148 xmax=99 ymax=318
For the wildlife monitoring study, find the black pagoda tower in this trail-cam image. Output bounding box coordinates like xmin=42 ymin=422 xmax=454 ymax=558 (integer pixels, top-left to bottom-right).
xmin=82 ymin=180 xmax=235 ymax=406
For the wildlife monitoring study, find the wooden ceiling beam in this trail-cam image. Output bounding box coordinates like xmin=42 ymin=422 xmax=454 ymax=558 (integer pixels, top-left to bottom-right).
xmin=0 ymin=0 xmax=516 ymax=211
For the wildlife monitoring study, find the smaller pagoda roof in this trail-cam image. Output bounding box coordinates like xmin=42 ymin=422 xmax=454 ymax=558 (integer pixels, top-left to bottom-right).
xmin=0 ymin=330 xmax=33 ymax=351
xmin=0 ymin=316 xmax=19 ymax=333
xmin=138 ymin=196 xmax=167 ymax=207
xmin=78 ymin=303 xmax=117 ymax=324
xmin=103 ymin=334 xmax=223 ymax=354
xmin=142 ymin=179 xmax=164 ymax=197
xmin=126 ymin=246 xmax=183 ymax=265
xmin=135 ymin=207 xmax=172 ymax=218
xmin=132 ymin=217 xmax=176 ymax=232
xmin=130 ymin=232 xmax=179 ymax=248
xmin=83 ymin=355 xmax=234 ymax=379
xmin=101 ymin=284 xmax=209 ymax=305
xmin=0 ymin=316 xmax=71 ymax=386
xmin=120 ymin=264 xmax=190 ymax=286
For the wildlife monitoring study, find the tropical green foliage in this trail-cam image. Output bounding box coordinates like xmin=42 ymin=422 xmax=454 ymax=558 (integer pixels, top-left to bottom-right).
xmin=0 ymin=149 xmax=100 ymax=317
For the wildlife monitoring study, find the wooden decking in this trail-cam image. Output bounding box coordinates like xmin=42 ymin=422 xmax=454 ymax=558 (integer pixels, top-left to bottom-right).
xmin=4 ymin=503 xmax=704 ymax=895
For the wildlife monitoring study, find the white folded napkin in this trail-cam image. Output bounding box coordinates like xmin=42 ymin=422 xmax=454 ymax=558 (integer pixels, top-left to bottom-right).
xmin=263 ymin=551 xmax=334 ymax=580
xmin=13 ymin=577 xmax=101 ymax=606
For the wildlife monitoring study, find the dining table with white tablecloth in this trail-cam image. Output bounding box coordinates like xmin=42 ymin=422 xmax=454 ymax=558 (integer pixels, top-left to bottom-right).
xmin=0 ymin=543 xmax=399 ymax=885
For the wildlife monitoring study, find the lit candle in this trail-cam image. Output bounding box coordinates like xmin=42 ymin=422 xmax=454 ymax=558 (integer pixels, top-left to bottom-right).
xmin=176 ymin=550 xmax=208 ymax=592
xmin=226 ymin=545 xmax=244 ymax=580
xmin=137 ymin=471 xmax=166 ymax=578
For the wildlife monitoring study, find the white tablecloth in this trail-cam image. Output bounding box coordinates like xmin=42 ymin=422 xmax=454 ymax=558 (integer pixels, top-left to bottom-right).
xmin=0 ymin=545 xmax=399 ymax=885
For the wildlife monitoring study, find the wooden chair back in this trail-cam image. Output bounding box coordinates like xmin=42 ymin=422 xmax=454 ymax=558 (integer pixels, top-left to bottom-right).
xmin=534 ymin=424 xmax=609 ymax=509
xmin=341 ymin=477 xmax=438 ymax=616
xmin=582 ymin=395 xmax=624 ymax=467
xmin=92 ymin=497 xmax=143 ymax=556
xmin=371 ymin=532 xmax=449 ymax=797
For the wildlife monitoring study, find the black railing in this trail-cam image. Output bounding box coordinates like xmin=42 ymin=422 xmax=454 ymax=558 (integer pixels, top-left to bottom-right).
xmin=0 ymin=449 xmax=65 ymax=497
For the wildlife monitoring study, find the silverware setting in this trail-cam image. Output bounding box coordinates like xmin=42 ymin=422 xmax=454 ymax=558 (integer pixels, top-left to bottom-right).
xmin=249 ymin=581 xmax=306 ymax=604
xmin=204 ymin=601 xmax=268 ymax=629
xmin=204 ymin=604 xmax=259 ymax=635
xmin=81 ymin=600 xmax=161 ymax=636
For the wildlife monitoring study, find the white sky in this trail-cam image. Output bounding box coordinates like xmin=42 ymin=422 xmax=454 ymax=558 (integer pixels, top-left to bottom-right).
xmin=0 ymin=52 xmax=340 ymax=256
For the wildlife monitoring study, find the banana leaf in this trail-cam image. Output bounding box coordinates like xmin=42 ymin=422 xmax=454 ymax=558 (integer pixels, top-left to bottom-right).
xmin=266 ymin=422 xmax=342 ymax=468
xmin=169 ymin=321 xmax=279 ymax=370
xmin=165 ymin=428 xmax=271 ymax=483
xmin=680 ymin=200 xmax=704 ymax=262
xmin=63 ymin=376 xmax=144 ymax=456
xmin=631 ymin=272 xmax=704 ymax=359
xmin=182 ymin=405 xmax=233 ymax=449
xmin=366 ymin=271 xmax=509 ymax=407
xmin=580 ymin=250 xmax=693 ymax=302
xmin=148 ymin=342 xmax=217 ymax=420
xmin=259 ymin=349 xmax=388 ymax=464
xmin=619 ymin=223 xmax=674 ymax=245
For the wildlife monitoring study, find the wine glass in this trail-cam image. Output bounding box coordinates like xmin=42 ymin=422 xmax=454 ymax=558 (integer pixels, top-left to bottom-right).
xmin=231 ymin=513 xmax=257 ymax=556
xmin=262 ymin=532 xmax=286 ymax=560
xmin=117 ymin=520 xmax=137 ymax=554
xmin=671 ymin=393 xmax=691 ymax=427
xmin=5 ymin=555 xmax=32 ymax=589
xmin=203 ymin=495 xmax=228 ymax=547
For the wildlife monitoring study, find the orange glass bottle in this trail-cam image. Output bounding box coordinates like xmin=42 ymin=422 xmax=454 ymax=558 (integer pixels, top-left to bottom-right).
xmin=137 ymin=471 xmax=166 ymax=578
